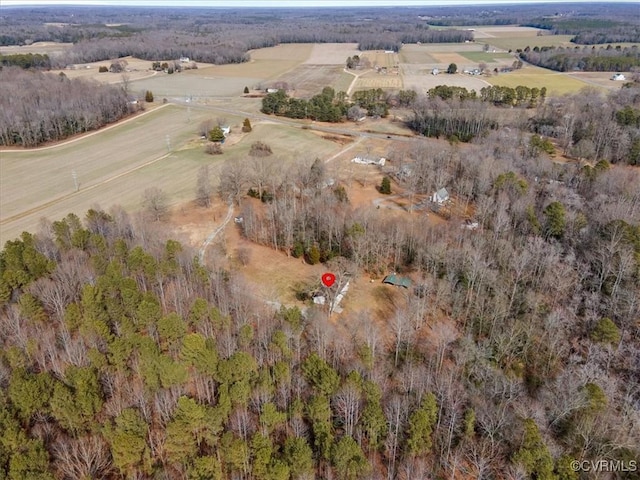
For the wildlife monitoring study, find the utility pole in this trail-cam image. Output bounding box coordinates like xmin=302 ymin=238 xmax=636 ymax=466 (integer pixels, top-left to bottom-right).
xmin=165 ymin=134 xmax=171 ymax=153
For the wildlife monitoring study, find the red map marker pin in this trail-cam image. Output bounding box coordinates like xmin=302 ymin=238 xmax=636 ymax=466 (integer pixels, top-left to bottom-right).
xmin=321 ymin=273 xmax=336 ymax=287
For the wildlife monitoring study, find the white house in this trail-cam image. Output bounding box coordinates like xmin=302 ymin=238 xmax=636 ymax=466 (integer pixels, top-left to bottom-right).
xmin=221 ymin=126 xmax=231 ymax=137
xmin=179 ymin=56 xmax=190 ymax=63
xmin=432 ymin=68 xmax=440 ymax=75
xmin=351 ymin=156 xmax=386 ymax=166
xmin=611 ymin=73 xmax=626 ymax=81
xmin=432 ymin=187 xmax=450 ymax=205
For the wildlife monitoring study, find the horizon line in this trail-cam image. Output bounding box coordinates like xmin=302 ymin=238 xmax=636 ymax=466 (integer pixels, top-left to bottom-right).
xmin=4 ymin=0 xmax=640 ymax=7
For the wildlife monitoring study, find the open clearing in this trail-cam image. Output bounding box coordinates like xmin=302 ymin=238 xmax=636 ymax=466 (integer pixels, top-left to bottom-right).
xmin=567 ymin=71 xmax=632 ymax=90
xmin=402 ymin=68 xmax=490 ymax=93
xmin=459 ymin=51 xmax=514 ymax=63
xmin=431 ymin=51 xmax=475 ymax=66
xmin=472 ymin=26 xmax=546 ymax=37
xmin=399 ymin=45 xmax=438 ymax=64
xmin=0 ymin=41 xmax=73 ymax=56
xmin=479 ymin=34 xmax=576 ymax=51
xmin=273 ymin=64 xmax=354 ymax=97
xmin=354 ymin=72 xmax=403 ymax=90
xmin=361 ymin=50 xmax=399 ymax=69
xmin=304 ymin=43 xmax=360 ymax=64
xmin=485 ymin=65 xmax=599 ymax=95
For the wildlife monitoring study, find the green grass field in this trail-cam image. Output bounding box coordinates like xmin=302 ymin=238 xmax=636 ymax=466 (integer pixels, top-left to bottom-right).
xmin=485 ymin=66 xmax=595 ymax=95
xmin=459 ymin=51 xmax=515 ymax=63
xmin=478 ymin=35 xmax=575 ymax=51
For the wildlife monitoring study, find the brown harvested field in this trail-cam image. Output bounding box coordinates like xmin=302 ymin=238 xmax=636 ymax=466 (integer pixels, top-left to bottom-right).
xmin=420 ymin=43 xmax=484 ymax=53
xmin=354 ymin=72 xmax=403 ymax=90
xmin=399 ymin=45 xmax=438 ymax=64
xmin=361 ymin=50 xmax=399 ymax=69
xmin=273 ymin=65 xmax=354 ymax=98
xmin=130 ymin=70 xmax=261 ymax=98
xmin=304 ymin=43 xmax=361 ymax=64
xmin=431 ymin=52 xmax=472 ymax=65
xmin=248 ymin=43 xmax=312 ymax=62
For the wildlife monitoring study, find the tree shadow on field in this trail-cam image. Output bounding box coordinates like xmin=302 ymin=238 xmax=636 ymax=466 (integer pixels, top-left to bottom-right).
xmin=372 ymin=285 xmax=404 ymax=321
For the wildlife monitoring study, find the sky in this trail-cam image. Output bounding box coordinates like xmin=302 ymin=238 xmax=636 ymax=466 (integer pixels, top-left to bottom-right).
xmin=3 ymin=0 xmax=640 ymax=6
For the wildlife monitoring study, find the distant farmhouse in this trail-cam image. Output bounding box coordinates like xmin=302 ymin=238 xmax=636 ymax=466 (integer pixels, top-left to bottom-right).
xmin=611 ymin=73 xmax=626 ymax=81
xmin=431 ymin=68 xmax=440 ymax=75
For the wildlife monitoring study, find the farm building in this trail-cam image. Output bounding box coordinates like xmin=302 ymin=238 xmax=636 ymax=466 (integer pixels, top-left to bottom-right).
xmin=432 ymin=187 xmax=450 ymax=205
xmin=382 ymin=274 xmax=412 ymax=288
xmin=432 ymin=68 xmax=440 ymax=75
xmin=611 ymin=73 xmax=626 ymax=81
xmin=179 ymin=56 xmax=190 ymax=63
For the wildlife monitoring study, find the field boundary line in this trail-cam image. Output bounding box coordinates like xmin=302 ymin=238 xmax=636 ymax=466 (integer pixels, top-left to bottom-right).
xmin=0 ymin=103 xmax=171 ymax=154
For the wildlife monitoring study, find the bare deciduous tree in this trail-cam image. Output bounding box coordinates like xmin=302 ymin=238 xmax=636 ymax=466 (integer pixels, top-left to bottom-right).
xmin=142 ymin=186 xmax=169 ymax=222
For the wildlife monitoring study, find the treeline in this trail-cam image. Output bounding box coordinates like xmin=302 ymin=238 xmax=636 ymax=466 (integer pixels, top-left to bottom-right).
xmin=261 ymin=88 xmax=348 ymax=122
xmin=520 ymin=45 xmax=640 ymax=72
xmin=571 ymin=27 xmax=640 ymax=45
xmin=0 ymin=53 xmax=51 ymax=69
xmin=529 ymin=87 xmax=640 ymax=165
xmin=407 ymin=101 xmax=495 ymax=142
xmin=62 ymin=32 xmax=249 ymax=67
xmin=0 ymin=67 xmax=134 ymax=147
xmin=428 ymin=84 xmax=547 ymax=107
xmin=524 ymin=17 xmax=640 ymax=44
xmin=261 ymin=87 xmax=392 ymax=122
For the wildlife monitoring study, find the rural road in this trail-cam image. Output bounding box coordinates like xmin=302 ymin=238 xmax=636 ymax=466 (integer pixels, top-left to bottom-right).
xmin=198 ymin=201 xmax=234 ymax=264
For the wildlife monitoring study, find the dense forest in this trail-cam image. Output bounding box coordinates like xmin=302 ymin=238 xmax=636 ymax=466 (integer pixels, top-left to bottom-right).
xmin=520 ymin=45 xmax=640 ymax=73
xmin=0 ymin=67 xmax=135 ymax=147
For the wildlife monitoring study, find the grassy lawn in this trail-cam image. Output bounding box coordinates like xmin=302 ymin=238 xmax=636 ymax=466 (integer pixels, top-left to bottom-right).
xmin=332 ymin=71 xmax=356 ymax=94
xmin=485 ymin=66 xmax=595 ymax=95
xmin=460 ymin=51 xmax=515 ymax=62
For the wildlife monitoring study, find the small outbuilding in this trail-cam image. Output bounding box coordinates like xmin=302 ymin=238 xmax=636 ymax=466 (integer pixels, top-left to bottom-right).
xmin=382 ymin=274 xmax=412 ymax=289
xmin=611 ymin=73 xmax=626 ymax=81
xmin=432 ymin=187 xmax=450 ymax=205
